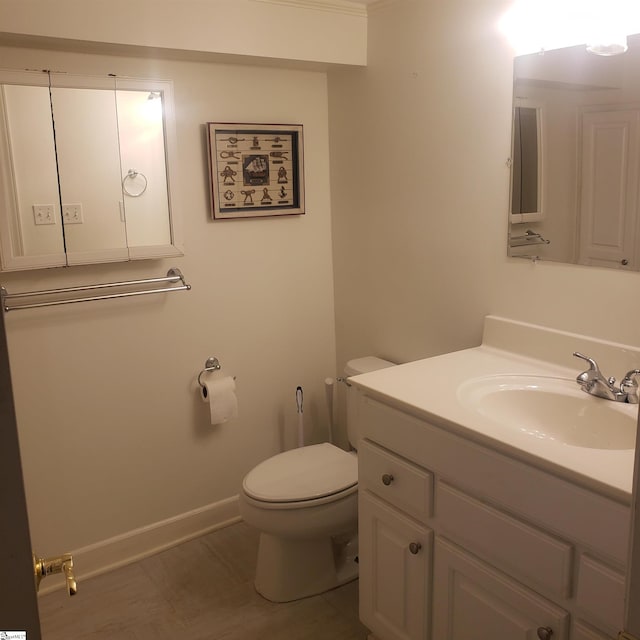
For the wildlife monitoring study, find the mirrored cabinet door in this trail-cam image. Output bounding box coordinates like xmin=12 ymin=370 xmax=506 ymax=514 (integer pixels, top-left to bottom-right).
xmin=115 ymin=79 xmax=173 ymax=254
xmin=0 ymin=70 xmax=183 ymax=272
xmin=0 ymin=71 xmax=66 ymax=269
xmin=50 ymin=73 xmax=129 ymax=264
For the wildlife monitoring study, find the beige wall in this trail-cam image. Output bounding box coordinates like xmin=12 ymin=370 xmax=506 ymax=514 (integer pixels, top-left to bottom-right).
xmin=0 ymin=0 xmax=367 ymax=66
xmin=328 ymin=0 xmax=640 ymax=379
xmin=1 ymin=45 xmax=337 ymax=558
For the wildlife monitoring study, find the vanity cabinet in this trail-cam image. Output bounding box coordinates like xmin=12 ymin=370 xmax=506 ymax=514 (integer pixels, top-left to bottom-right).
xmin=356 ymin=394 xmax=629 ymax=640
xmin=359 ymin=440 xmax=434 ymax=640
xmin=432 ymin=537 xmax=569 ymax=639
xmin=359 ymin=492 xmax=432 ymax=640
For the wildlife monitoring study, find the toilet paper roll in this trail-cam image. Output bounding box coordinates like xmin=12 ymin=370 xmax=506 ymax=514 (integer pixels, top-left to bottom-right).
xmin=200 ymin=375 xmax=238 ymax=425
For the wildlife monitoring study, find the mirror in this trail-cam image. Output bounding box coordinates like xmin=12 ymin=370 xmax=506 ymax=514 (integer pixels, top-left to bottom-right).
xmin=508 ymin=33 xmax=640 ymax=269
xmin=0 ymin=70 xmax=182 ymax=271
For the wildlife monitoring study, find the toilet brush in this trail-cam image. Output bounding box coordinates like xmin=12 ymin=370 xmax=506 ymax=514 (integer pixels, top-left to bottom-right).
xmin=324 ymin=377 xmax=335 ymax=444
xmin=296 ymin=386 xmax=304 ymax=447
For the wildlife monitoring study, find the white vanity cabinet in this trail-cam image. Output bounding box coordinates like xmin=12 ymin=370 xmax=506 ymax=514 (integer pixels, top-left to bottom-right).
xmin=359 ymin=439 xmax=433 ymax=640
xmin=356 ymin=394 xmax=629 ymax=640
xmin=433 ymin=537 xmax=569 ymax=639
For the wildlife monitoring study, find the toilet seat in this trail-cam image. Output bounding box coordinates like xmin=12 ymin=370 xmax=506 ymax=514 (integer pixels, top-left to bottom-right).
xmin=242 ymin=443 xmax=357 ymax=505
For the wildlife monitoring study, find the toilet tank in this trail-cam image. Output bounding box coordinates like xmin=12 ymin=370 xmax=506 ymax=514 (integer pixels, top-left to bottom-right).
xmin=345 ymin=356 xmax=395 ymax=447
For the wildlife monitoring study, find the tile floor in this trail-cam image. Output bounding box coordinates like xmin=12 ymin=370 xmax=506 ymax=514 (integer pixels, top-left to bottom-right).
xmin=38 ymin=522 xmax=370 ymax=639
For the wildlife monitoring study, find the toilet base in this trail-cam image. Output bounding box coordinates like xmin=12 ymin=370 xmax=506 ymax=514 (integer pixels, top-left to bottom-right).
xmin=254 ymin=532 xmax=358 ymax=602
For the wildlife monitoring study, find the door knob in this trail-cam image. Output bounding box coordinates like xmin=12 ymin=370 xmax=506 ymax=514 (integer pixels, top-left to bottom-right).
xmin=537 ymin=627 xmax=553 ymax=640
xmin=33 ymin=552 xmax=77 ymax=596
xmin=381 ymin=473 xmax=394 ymax=486
xmin=409 ymin=542 xmax=422 ymax=554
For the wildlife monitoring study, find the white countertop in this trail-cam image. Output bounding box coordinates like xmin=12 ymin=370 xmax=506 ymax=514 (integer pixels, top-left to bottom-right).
xmin=350 ymin=320 xmax=640 ymax=504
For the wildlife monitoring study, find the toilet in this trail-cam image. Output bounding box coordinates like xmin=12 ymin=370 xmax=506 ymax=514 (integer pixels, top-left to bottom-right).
xmin=239 ymin=356 xmax=395 ymax=602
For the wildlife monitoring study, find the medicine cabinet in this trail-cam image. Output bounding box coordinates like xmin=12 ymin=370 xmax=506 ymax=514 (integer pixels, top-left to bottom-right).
xmin=0 ymin=70 xmax=183 ymax=271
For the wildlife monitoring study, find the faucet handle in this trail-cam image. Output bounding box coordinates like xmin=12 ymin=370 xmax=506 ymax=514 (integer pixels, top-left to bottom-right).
xmin=620 ymin=369 xmax=640 ymax=404
xmin=573 ymin=352 xmax=599 ymax=371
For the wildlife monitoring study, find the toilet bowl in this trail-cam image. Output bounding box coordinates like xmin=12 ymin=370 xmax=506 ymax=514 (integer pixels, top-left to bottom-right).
xmin=239 ymin=357 xmax=395 ymax=602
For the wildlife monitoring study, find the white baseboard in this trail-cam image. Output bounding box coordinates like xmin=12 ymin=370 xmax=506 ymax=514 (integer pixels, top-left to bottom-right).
xmin=39 ymin=495 xmax=241 ymax=595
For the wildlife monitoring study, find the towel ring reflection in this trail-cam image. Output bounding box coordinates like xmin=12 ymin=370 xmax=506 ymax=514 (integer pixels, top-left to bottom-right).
xmin=122 ymin=169 xmax=148 ymax=197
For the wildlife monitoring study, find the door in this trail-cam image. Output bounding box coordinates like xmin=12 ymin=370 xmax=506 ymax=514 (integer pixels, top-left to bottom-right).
xmin=578 ymin=109 xmax=640 ymax=270
xmin=359 ymin=491 xmax=432 ymax=640
xmin=0 ymin=304 xmax=41 ymax=637
xmin=432 ymin=537 xmax=568 ymax=640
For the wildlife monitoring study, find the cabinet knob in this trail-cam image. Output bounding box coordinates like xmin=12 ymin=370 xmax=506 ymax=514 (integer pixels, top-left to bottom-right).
xmin=537 ymin=627 xmax=553 ymax=640
xmin=409 ymin=542 xmax=422 ymax=555
xmin=381 ymin=473 xmax=394 ymax=486
xmin=622 ymin=259 xmax=629 ymax=266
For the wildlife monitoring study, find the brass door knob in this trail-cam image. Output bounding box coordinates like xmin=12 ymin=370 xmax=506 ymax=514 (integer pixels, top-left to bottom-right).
xmin=33 ymin=552 xmax=77 ymax=596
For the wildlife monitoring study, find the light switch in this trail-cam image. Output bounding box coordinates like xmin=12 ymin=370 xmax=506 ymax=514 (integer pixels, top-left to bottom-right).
xmin=62 ymin=203 xmax=83 ymax=224
xmin=32 ymin=204 xmax=56 ymax=225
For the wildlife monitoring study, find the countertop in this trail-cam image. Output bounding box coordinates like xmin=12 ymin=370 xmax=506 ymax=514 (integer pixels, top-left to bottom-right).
xmin=350 ymin=344 xmax=638 ymax=503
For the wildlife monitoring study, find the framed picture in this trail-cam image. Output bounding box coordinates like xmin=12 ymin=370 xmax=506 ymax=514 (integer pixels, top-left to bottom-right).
xmin=207 ymin=123 xmax=305 ymax=219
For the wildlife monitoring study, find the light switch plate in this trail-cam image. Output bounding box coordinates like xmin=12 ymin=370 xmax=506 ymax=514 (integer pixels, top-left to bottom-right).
xmin=32 ymin=204 xmax=56 ymax=225
xmin=62 ymin=203 xmax=83 ymax=224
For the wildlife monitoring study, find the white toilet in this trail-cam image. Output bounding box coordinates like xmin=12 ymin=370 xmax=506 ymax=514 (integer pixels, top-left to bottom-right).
xmin=239 ymin=356 xmax=395 ymax=602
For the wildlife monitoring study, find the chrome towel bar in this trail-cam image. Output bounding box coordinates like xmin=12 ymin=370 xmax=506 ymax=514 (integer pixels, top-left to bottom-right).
xmin=509 ymin=229 xmax=550 ymax=248
xmin=1 ymin=267 xmax=190 ymax=312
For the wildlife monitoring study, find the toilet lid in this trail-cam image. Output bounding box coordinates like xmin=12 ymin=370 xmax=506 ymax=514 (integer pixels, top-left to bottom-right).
xmin=243 ymin=443 xmax=358 ymax=503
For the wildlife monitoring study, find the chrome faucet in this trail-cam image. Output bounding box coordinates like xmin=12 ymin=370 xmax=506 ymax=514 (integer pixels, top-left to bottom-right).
xmin=573 ymin=352 xmax=640 ymax=403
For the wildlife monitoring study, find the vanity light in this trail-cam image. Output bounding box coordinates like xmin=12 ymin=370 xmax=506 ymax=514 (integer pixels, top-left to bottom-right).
xmin=500 ymin=0 xmax=639 ymax=55
xmin=586 ymin=34 xmax=629 ymax=55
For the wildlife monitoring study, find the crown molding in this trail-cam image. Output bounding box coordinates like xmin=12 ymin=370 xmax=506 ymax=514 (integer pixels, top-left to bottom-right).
xmin=252 ymin=0 xmax=368 ymax=18
xmin=366 ymin=0 xmax=403 ymax=12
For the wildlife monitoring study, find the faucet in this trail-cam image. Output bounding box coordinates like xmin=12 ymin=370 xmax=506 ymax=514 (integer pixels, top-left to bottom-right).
xmin=573 ymin=352 xmax=640 ymax=403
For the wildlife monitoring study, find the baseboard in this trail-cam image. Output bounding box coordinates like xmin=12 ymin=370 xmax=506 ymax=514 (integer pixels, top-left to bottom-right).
xmin=39 ymin=495 xmax=241 ymax=595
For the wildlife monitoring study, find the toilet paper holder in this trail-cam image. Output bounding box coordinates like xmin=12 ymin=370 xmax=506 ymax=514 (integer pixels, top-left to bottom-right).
xmin=197 ymin=356 xmax=222 ymax=389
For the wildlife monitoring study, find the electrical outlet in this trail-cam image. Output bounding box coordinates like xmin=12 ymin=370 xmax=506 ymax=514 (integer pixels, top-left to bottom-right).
xmin=32 ymin=204 xmax=56 ymax=225
xmin=62 ymin=203 xmax=83 ymax=224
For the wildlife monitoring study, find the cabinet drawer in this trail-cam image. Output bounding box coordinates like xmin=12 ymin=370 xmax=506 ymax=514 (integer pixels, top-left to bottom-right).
xmin=576 ymin=555 xmax=625 ymax=633
xmin=359 ymin=439 xmax=432 ymax=523
xmin=437 ymin=482 xmax=573 ymax=598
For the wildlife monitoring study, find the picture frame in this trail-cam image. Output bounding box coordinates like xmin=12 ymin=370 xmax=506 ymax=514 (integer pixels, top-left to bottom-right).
xmin=206 ymin=123 xmax=305 ymax=219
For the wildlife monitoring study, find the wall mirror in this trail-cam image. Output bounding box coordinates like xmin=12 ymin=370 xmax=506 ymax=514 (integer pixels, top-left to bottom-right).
xmin=0 ymin=70 xmax=183 ymax=271
xmin=508 ymin=33 xmax=640 ymax=270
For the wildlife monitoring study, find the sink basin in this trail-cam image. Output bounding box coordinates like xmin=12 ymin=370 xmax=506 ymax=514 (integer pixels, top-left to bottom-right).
xmin=457 ymin=375 xmax=637 ymax=450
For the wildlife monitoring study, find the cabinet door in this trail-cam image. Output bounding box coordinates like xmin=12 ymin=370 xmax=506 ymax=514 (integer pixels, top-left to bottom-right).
xmin=432 ymin=537 xmax=569 ymax=640
xmin=572 ymin=620 xmax=615 ymax=640
xmin=359 ymin=491 xmax=432 ymax=640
